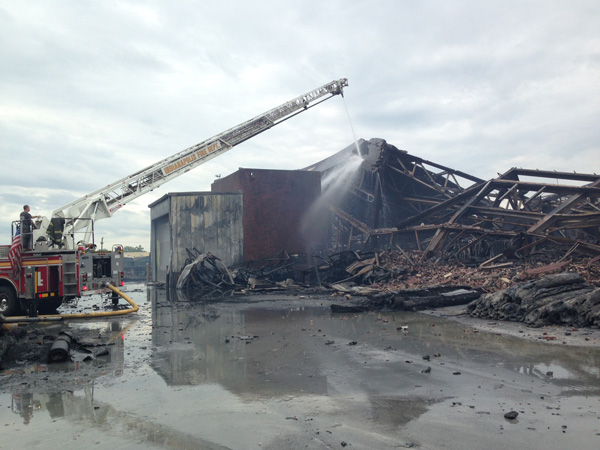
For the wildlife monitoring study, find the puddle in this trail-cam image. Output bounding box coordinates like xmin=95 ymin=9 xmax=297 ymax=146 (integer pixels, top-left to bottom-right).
xmin=2 ymin=285 xmax=600 ymax=449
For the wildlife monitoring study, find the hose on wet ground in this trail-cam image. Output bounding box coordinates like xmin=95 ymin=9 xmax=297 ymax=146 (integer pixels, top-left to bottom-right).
xmin=0 ymin=283 xmax=138 ymax=323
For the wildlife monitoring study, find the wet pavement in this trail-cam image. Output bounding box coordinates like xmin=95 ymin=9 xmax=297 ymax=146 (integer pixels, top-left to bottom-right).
xmin=1 ymin=284 xmax=600 ymax=449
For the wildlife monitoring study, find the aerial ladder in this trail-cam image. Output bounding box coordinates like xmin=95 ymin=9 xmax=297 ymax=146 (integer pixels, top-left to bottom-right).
xmin=1 ymin=78 xmax=348 ymax=316
xmin=34 ymin=78 xmax=349 ymax=249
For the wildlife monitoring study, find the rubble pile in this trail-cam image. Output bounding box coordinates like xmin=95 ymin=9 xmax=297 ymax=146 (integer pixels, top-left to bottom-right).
xmin=174 ymin=246 xmax=600 ymax=317
xmin=317 ymin=251 xmax=397 ymax=286
xmin=328 ymin=248 xmax=600 ymax=315
xmin=176 ymin=250 xmax=306 ymax=298
xmin=467 ymin=273 xmax=600 ymax=328
xmin=374 ymin=248 xmax=600 ymax=293
xmin=177 ymin=252 xmax=236 ymax=292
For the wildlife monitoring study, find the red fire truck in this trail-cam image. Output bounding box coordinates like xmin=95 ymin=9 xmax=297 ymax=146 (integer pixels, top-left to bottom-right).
xmin=0 ymin=78 xmax=348 ymax=316
xmin=0 ymin=219 xmax=124 ymax=316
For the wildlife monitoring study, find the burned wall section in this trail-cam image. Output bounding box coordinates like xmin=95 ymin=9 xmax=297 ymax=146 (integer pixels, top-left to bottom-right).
xmin=149 ymin=192 xmax=243 ymax=282
xmin=304 ymin=138 xmax=482 ymax=253
xmin=212 ymin=169 xmax=323 ymax=262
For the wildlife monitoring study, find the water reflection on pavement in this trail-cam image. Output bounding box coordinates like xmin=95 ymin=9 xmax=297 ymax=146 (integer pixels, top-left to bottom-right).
xmin=1 ymin=284 xmax=599 ymax=449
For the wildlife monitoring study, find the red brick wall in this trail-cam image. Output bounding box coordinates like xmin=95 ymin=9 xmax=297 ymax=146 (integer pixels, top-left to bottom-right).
xmin=212 ymin=169 xmax=323 ymax=261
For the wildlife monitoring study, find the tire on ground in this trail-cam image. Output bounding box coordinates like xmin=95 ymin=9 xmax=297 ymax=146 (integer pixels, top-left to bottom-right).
xmin=0 ymin=285 xmax=20 ymax=316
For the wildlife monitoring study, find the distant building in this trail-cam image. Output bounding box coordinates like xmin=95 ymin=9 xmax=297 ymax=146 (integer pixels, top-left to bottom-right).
xmin=123 ymin=251 xmax=150 ymax=281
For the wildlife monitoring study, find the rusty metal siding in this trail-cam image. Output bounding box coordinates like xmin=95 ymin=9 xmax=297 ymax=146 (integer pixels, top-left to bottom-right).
xmin=212 ymin=169 xmax=323 ymax=261
xmin=153 ymin=215 xmax=171 ymax=282
xmin=170 ymin=193 xmax=243 ymax=272
xmin=150 ymin=192 xmax=243 ymax=282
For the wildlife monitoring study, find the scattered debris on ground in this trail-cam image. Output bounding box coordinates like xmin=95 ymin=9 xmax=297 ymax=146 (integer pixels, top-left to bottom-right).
xmin=0 ymin=323 xmax=113 ymax=370
xmin=169 ymin=245 xmax=600 ymax=329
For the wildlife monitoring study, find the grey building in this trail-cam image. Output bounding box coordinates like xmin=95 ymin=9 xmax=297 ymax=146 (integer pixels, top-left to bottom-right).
xmin=149 ymin=192 xmax=243 ymax=283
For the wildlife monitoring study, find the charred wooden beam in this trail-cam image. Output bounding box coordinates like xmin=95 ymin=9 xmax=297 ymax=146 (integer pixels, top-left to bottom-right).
xmin=396 ymin=153 xmax=485 ymax=184
xmin=396 ymin=182 xmax=485 ymax=228
xmin=501 ymin=168 xmax=600 ymax=183
xmin=489 ymin=179 xmax=600 ymax=195
xmin=528 ymin=179 xmax=600 ymax=234
xmin=388 ymin=164 xmax=453 ymax=198
xmin=329 ymin=206 xmax=371 ymax=234
xmin=425 ymin=181 xmax=494 ymax=253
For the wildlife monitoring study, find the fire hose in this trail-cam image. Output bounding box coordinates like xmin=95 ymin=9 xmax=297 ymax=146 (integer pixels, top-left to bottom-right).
xmin=0 ymin=283 xmax=138 ymax=323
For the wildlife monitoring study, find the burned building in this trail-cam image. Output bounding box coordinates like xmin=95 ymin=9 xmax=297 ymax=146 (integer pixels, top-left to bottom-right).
xmin=150 ymin=138 xmax=599 ymax=284
xmin=307 ymin=138 xmax=600 ymax=265
xmin=150 ymin=170 xmax=322 ymax=283
xmin=304 ymin=138 xmax=483 ymax=253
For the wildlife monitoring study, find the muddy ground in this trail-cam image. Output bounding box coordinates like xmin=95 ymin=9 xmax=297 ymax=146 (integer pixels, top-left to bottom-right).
xmin=1 ymin=284 xmax=600 ymax=449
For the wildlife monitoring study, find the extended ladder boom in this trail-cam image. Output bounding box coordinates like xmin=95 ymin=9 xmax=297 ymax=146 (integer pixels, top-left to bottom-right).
xmin=46 ymin=78 xmax=348 ymax=246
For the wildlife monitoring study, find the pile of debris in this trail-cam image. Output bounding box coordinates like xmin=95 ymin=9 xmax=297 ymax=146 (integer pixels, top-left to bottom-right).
xmin=174 ymin=244 xmax=599 ymax=310
xmin=176 ymin=250 xmax=307 ymax=298
xmin=175 ymin=248 xmax=401 ymax=298
xmin=467 ymin=273 xmax=600 ymax=328
xmin=374 ymin=248 xmax=600 ymax=293
xmin=323 ymin=247 xmax=600 ymax=317
xmin=352 ymin=285 xmax=481 ymax=312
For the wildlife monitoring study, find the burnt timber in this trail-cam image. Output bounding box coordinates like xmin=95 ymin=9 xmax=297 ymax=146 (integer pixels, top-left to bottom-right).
xmin=307 ymin=138 xmax=600 ymax=265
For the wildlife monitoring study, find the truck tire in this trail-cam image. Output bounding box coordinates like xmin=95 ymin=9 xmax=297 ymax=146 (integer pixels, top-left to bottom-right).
xmin=0 ymin=286 xmax=20 ymax=316
xmin=37 ymin=297 xmax=64 ymax=315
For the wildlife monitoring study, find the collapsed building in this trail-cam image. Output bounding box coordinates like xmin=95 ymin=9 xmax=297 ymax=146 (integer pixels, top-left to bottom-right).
xmin=149 ymin=137 xmax=600 ymax=293
xmin=306 ymin=137 xmax=600 ymax=265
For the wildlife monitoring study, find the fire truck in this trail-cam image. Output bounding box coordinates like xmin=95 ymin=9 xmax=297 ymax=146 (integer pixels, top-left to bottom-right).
xmin=0 ymin=219 xmax=126 ymax=316
xmin=0 ymin=78 xmax=349 ymax=316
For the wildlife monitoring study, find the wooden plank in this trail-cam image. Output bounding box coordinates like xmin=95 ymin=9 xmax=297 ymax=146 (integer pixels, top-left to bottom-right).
xmin=528 ymin=179 xmax=600 ymax=234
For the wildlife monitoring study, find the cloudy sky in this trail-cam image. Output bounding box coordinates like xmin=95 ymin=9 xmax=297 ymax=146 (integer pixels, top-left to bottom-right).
xmin=1 ymin=0 xmax=598 ymax=249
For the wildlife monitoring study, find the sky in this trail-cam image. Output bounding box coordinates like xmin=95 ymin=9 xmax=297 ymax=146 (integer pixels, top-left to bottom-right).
xmin=1 ymin=0 xmax=599 ymax=250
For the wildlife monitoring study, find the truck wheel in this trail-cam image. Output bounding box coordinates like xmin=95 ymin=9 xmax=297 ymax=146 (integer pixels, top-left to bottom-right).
xmin=0 ymin=286 xmax=20 ymax=316
xmin=37 ymin=297 xmax=64 ymax=315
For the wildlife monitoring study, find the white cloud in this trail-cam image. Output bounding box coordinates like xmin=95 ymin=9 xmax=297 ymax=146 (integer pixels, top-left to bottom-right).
xmin=1 ymin=0 xmax=598 ymax=248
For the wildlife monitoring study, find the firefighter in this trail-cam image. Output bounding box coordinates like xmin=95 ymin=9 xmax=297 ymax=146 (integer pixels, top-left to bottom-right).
xmin=20 ymin=205 xmax=41 ymax=251
xmin=46 ymin=217 xmax=66 ymax=248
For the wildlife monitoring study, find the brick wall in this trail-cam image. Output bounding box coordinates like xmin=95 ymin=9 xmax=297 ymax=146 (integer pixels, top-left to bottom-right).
xmin=212 ymin=169 xmax=323 ymax=261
